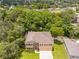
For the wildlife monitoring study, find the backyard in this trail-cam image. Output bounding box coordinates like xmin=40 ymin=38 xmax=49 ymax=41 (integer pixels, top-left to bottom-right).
xmin=53 ymin=40 xmax=68 ymax=59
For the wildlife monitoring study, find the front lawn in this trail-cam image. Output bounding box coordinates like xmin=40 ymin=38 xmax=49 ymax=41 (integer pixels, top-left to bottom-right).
xmin=53 ymin=40 xmax=68 ymax=59
xmin=20 ymin=50 xmax=39 ymax=59
xmin=20 ymin=40 xmax=68 ymax=59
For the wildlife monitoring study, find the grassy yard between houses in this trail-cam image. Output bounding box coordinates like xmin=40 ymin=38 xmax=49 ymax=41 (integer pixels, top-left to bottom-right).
xmin=53 ymin=40 xmax=68 ymax=59
xmin=20 ymin=40 xmax=68 ymax=59
xmin=20 ymin=50 xmax=39 ymax=59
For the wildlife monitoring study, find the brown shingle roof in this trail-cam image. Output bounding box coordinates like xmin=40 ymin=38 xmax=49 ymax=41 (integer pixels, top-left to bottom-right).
xmin=25 ymin=32 xmax=53 ymax=44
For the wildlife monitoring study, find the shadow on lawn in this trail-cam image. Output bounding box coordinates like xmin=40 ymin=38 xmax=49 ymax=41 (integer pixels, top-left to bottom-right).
xmin=54 ymin=39 xmax=63 ymax=45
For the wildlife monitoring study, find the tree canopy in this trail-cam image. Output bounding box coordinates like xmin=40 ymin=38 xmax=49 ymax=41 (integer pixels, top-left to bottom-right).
xmin=0 ymin=6 xmax=78 ymax=59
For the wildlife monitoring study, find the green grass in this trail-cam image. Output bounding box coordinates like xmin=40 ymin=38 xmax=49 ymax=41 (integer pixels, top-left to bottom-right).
xmin=20 ymin=50 xmax=39 ymax=59
xmin=20 ymin=40 xmax=68 ymax=59
xmin=53 ymin=40 xmax=68 ymax=59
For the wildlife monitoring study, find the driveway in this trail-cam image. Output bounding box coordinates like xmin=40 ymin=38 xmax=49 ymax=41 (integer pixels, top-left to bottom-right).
xmin=39 ymin=51 xmax=53 ymax=59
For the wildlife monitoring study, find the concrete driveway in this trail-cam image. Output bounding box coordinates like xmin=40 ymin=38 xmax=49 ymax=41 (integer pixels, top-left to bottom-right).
xmin=39 ymin=51 xmax=53 ymax=59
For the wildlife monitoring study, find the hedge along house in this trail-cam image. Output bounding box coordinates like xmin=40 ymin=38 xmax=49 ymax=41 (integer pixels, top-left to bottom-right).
xmin=25 ymin=32 xmax=53 ymax=52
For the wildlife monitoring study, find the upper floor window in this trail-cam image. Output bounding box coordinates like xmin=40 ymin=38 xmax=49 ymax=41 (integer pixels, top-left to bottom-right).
xmin=26 ymin=44 xmax=32 ymax=45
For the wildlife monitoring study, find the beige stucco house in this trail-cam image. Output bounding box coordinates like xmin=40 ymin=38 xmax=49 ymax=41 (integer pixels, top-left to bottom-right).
xmin=25 ymin=32 xmax=53 ymax=51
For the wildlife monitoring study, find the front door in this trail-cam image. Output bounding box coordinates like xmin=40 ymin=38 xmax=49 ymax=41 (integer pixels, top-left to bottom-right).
xmin=33 ymin=42 xmax=39 ymax=51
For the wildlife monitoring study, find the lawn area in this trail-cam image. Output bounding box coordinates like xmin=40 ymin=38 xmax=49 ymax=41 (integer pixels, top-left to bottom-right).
xmin=20 ymin=50 xmax=39 ymax=59
xmin=20 ymin=40 xmax=68 ymax=59
xmin=53 ymin=40 xmax=68 ymax=59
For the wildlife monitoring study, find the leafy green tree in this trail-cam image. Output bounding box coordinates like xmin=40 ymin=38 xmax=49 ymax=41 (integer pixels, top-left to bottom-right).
xmin=62 ymin=24 xmax=73 ymax=37
xmin=52 ymin=16 xmax=63 ymax=27
xmin=0 ymin=6 xmax=78 ymax=59
xmin=72 ymin=26 xmax=79 ymax=38
xmin=0 ymin=42 xmax=22 ymax=59
xmin=7 ymin=23 xmax=25 ymax=42
xmin=61 ymin=10 xmax=75 ymax=24
xmin=50 ymin=26 xmax=64 ymax=37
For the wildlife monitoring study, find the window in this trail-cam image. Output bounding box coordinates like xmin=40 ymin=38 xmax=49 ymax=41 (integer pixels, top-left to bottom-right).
xmin=40 ymin=44 xmax=52 ymax=46
xmin=40 ymin=44 xmax=43 ymax=46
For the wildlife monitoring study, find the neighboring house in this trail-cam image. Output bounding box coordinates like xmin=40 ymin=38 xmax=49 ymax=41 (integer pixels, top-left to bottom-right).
xmin=25 ymin=32 xmax=53 ymax=51
xmin=73 ymin=13 xmax=79 ymax=23
xmin=76 ymin=14 xmax=79 ymax=23
xmin=63 ymin=38 xmax=79 ymax=59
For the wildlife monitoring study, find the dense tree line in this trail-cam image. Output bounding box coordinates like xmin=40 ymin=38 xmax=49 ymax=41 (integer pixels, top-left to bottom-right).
xmin=0 ymin=0 xmax=79 ymax=8
xmin=0 ymin=6 xmax=79 ymax=59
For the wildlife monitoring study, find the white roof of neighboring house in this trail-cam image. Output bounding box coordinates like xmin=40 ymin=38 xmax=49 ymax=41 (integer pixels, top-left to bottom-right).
xmin=63 ymin=38 xmax=79 ymax=57
xmin=76 ymin=13 xmax=79 ymax=17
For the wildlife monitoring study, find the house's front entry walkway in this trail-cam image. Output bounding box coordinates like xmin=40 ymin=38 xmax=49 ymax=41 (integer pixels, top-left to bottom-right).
xmin=39 ymin=51 xmax=53 ymax=59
